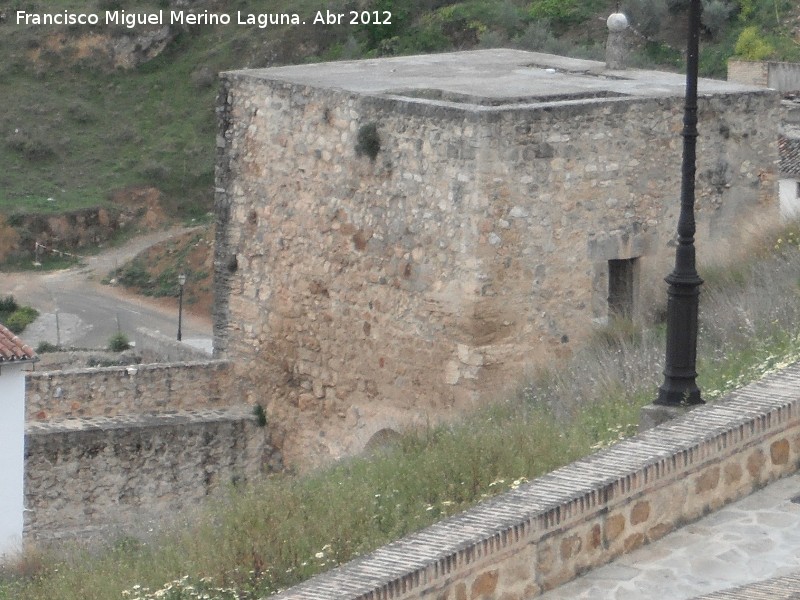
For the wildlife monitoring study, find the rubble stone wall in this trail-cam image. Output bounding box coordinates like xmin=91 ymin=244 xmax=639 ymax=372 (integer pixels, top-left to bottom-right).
xmin=22 ymin=359 xmax=269 ymax=540
xmin=25 ymin=360 xmax=236 ymax=420
xmin=24 ymin=408 xmax=275 ymax=540
xmin=215 ymin=70 xmax=780 ymax=466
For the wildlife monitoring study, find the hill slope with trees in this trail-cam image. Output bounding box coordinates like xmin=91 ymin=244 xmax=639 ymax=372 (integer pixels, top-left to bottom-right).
xmin=0 ymin=0 xmax=797 ymax=258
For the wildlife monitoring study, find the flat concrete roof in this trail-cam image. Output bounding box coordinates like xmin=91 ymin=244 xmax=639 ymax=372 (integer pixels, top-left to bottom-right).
xmin=228 ymin=49 xmax=770 ymax=106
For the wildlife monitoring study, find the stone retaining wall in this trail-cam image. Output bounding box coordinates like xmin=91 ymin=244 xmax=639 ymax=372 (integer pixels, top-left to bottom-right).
xmin=25 ymin=360 xmax=234 ymax=420
xmin=24 ymin=407 xmax=277 ymax=540
xmin=271 ymin=362 xmax=800 ymax=599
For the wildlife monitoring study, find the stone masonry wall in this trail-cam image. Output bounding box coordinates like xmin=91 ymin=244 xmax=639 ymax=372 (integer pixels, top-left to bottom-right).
xmin=727 ymin=60 xmax=770 ymax=86
xmin=728 ymin=59 xmax=800 ymax=91
xmin=25 ymin=360 xmax=235 ymax=421
xmin=215 ymin=66 xmax=779 ymax=467
xmin=270 ymin=361 xmax=800 ymax=599
xmin=25 ymin=407 xmax=273 ymax=540
xmin=22 ymin=359 xmax=274 ymax=540
xmin=134 ymin=326 xmax=212 ymax=363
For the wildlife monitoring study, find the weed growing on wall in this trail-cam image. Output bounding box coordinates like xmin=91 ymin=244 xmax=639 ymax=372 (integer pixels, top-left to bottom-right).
xmin=253 ymin=404 xmax=267 ymax=427
xmin=355 ymin=123 xmax=381 ymax=161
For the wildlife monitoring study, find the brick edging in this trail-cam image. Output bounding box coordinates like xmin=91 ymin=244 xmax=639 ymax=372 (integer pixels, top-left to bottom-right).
xmin=272 ymin=363 xmax=800 ymax=599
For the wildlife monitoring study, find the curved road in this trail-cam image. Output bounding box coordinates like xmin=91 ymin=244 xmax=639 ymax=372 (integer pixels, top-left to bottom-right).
xmin=0 ymin=228 xmax=213 ymax=351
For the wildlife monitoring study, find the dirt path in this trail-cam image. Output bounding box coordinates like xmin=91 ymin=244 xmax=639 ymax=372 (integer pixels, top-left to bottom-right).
xmin=83 ymin=226 xmax=206 ymax=281
xmin=0 ymin=227 xmax=213 ymax=350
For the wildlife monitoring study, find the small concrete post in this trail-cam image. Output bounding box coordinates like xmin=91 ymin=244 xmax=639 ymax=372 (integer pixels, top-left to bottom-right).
xmin=606 ymin=12 xmax=629 ymax=70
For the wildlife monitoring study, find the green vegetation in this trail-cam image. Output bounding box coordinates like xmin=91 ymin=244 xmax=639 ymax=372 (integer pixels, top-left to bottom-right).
xmin=734 ymin=25 xmax=775 ymax=59
xmin=106 ymin=231 xmax=208 ymax=299
xmin=35 ymin=341 xmax=60 ymax=353
xmin=2 ymin=2 xmax=800 ymax=597
xmin=253 ymin=404 xmax=268 ymax=428
xmin=4 ymin=224 xmax=800 ymax=599
xmin=1 ymin=252 xmax=81 ymax=272
xmin=621 ymin=0 xmax=800 ymax=75
xmin=0 ymin=296 xmax=39 ymax=334
xmin=107 ymin=332 xmax=131 ymax=352
xmin=0 ymin=0 xmax=797 ymax=226
xmin=355 ymin=123 xmax=381 ymax=161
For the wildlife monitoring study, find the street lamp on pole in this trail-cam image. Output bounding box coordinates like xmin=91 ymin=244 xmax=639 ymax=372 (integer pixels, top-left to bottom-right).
xmin=656 ymin=0 xmax=705 ymax=407
xmin=177 ymin=273 xmax=187 ymax=342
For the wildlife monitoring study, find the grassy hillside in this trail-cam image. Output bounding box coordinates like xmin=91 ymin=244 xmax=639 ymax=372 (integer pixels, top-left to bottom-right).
xmin=0 ymin=0 xmax=798 ymax=228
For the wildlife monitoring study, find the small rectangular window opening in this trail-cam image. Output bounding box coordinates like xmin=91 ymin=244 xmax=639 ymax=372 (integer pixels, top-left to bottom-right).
xmin=608 ymin=258 xmax=637 ymax=319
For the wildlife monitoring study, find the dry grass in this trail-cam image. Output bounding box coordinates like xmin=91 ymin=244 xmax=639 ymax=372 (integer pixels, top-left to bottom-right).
xmin=4 ymin=224 xmax=800 ymax=600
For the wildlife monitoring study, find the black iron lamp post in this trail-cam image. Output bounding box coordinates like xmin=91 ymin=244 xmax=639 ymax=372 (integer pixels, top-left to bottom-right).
xmin=177 ymin=273 xmax=187 ymax=342
xmin=656 ymin=0 xmax=705 ymax=407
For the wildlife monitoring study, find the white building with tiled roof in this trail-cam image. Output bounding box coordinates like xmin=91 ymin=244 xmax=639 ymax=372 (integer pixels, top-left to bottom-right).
xmin=0 ymin=323 xmax=36 ymax=558
xmin=779 ymin=129 xmax=800 ymax=220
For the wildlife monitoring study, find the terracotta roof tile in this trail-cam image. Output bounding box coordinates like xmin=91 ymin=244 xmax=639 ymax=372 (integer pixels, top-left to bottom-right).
xmin=779 ymin=135 xmax=800 ymax=177
xmin=0 ymin=323 xmax=37 ymax=363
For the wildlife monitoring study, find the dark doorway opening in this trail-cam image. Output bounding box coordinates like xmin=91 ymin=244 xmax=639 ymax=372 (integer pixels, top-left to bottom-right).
xmin=608 ymin=258 xmax=638 ymax=318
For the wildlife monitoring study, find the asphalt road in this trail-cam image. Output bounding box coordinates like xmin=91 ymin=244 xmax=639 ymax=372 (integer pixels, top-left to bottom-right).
xmin=0 ymin=228 xmax=213 ymax=351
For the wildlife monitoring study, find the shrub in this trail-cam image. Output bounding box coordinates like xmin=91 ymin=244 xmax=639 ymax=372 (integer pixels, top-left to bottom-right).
xmin=358 ymin=0 xmax=410 ymax=50
xmin=734 ymin=26 xmax=774 ymax=60
xmin=190 ymin=66 xmax=216 ymax=90
xmin=355 ymin=123 xmax=380 ymax=161
xmin=478 ymin=30 xmax=507 ymax=49
xmin=6 ymin=306 xmax=39 ymax=334
xmin=5 ymin=131 xmax=56 ymax=162
xmin=253 ymin=404 xmax=267 ymax=427
xmin=513 ymin=20 xmax=571 ymax=55
xmin=66 ymin=100 xmax=96 ymax=124
xmin=35 ymin=341 xmax=59 ymax=353
xmin=738 ymin=0 xmax=755 ymax=20
xmin=623 ymin=0 xmax=667 ymax=38
xmin=494 ymin=0 xmax=524 ymax=33
xmin=108 ymin=332 xmax=131 ymax=352
xmin=527 ymin=0 xmax=581 ymax=26
xmin=701 ymin=0 xmax=735 ymax=38
xmin=666 ymin=0 xmax=691 ymax=10
xmin=115 ymin=262 xmax=153 ymax=289
xmin=140 ymin=161 xmax=171 ymax=183
xmin=0 ymin=295 xmax=19 ymax=315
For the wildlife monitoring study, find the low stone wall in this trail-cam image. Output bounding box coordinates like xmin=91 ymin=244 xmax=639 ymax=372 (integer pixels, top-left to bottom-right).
xmin=728 ymin=59 xmax=800 ymax=91
xmin=135 ymin=327 xmax=212 ymax=363
xmin=24 ymin=407 xmax=277 ymax=540
xmin=727 ymin=59 xmax=770 ymax=86
xmin=271 ymin=363 xmax=800 ymax=599
xmin=25 ymin=360 xmax=233 ymax=420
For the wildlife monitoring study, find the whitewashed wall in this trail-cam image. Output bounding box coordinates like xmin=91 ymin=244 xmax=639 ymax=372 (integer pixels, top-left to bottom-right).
xmin=0 ymin=363 xmax=25 ymax=559
xmin=779 ymin=178 xmax=800 ymax=220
